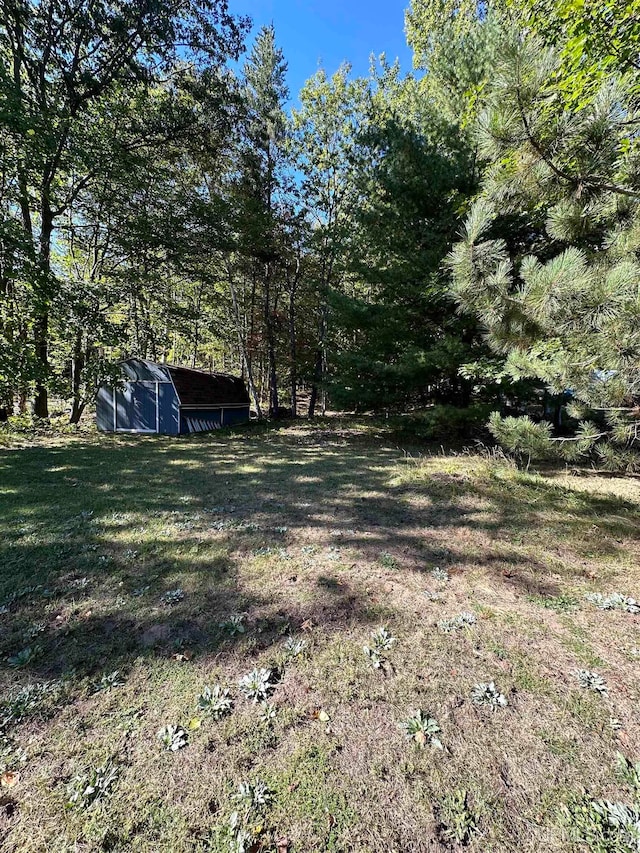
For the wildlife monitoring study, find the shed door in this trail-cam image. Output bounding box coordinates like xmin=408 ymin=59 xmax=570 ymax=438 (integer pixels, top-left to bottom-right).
xmin=115 ymin=381 xmax=157 ymax=432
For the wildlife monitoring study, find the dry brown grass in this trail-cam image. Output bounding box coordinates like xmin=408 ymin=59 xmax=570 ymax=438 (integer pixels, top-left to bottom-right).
xmin=1 ymin=420 xmax=640 ymax=851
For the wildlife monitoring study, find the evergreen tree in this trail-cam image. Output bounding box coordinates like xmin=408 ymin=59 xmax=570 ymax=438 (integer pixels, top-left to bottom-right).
xmin=330 ymin=62 xmax=485 ymax=411
xmin=449 ymin=26 xmax=640 ymax=470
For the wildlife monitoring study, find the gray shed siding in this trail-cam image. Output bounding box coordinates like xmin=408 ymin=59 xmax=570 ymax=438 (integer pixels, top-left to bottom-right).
xmin=158 ymin=382 xmax=180 ymax=435
xmin=96 ymin=380 xmax=179 ymax=434
xmin=96 ymin=385 xmax=115 ymax=432
xmin=96 ymin=359 xmax=249 ymax=435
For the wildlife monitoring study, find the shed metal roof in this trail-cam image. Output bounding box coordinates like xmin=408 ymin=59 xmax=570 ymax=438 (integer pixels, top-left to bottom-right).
xmin=120 ymin=359 xmax=249 ymax=408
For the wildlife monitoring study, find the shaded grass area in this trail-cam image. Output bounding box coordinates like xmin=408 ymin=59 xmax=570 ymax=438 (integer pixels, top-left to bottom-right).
xmin=1 ymin=420 xmax=640 ymax=851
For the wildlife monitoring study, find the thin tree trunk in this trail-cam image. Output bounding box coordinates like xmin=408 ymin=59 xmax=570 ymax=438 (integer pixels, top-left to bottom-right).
xmin=308 ymin=300 xmax=328 ymax=419
xmin=70 ymin=329 xmax=85 ymax=424
xmin=288 ymin=258 xmax=299 ymax=418
xmin=264 ymin=262 xmax=279 ymax=418
xmin=33 ymin=199 xmax=54 ymax=418
xmin=228 ymin=269 xmax=262 ymax=418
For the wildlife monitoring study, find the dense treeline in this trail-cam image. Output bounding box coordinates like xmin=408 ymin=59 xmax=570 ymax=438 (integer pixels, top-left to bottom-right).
xmin=1 ymin=1 xmax=639 ymax=466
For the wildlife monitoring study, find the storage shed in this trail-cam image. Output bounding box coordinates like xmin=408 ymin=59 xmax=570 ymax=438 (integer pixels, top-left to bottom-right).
xmin=96 ymin=358 xmax=250 ymax=435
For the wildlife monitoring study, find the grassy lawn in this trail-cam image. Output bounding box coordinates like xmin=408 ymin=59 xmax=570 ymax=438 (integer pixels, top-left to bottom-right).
xmin=2 ymin=420 xmax=640 ymax=851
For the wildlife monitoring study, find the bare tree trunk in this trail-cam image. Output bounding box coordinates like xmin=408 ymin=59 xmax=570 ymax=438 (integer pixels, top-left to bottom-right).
xmin=228 ymin=269 xmax=262 ymax=418
xmin=33 ymin=199 xmax=54 ymax=418
xmin=308 ymin=301 xmax=328 ymax=419
xmin=288 ymin=256 xmax=300 ymax=418
xmin=264 ymin=262 xmax=279 ymax=418
xmin=70 ymin=329 xmax=85 ymax=424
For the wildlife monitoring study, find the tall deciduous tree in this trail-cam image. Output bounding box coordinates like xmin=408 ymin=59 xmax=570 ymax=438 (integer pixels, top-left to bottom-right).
xmin=290 ymin=66 xmax=368 ymax=417
xmin=0 ymin=0 xmax=246 ymax=415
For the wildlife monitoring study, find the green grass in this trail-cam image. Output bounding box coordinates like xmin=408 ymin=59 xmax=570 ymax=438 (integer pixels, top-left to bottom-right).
xmin=1 ymin=419 xmax=640 ymax=851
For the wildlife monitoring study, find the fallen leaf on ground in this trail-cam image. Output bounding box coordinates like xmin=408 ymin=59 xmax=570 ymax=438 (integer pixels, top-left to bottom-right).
xmin=187 ymin=717 xmax=201 ymax=731
xmin=1 ymin=772 xmax=19 ymax=788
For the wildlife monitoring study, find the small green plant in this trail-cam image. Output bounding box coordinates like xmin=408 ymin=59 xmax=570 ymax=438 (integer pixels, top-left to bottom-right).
xmin=616 ymin=752 xmax=640 ymax=793
xmin=400 ymin=710 xmax=443 ymax=749
xmin=0 ymin=680 xmax=62 ymax=728
xmin=227 ymin=779 xmax=273 ymax=852
xmin=219 ymin=613 xmax=246 ymax=636
xmin=283 ymin=636 xmax=307 ymax=658
xmin=160 ymin=588 xmax=184 ymax=605
xmin=66 ymin=758 xmax=119 ymax=808
xmin=197 ymin=685 xmax=233 ymax=719
xmin=91 ymin=670 xmax=125 ymax=693
xmin=157 ymin=724 xmax=188 ymax=751
xmin=438 ymin=612 xmax=477 ymax=633
xmin=585 ymin=593 xmax=640 ymax=614
xmin=563 ymin=796 xmax=640 ymax=852
xmin=575 ymin=669 xmax=608 ymax=696
xmin=22 ymin=622 xmax=46 ymax=641
xmin=471 ymin=681 xmax=508 ymax=708
xmin=0 ymin=736 xmax=27 ymax=774
xmin=7 ymin=645 xmax=43 ymax=668
xmin=259 ymin=702 xmax=277 ymax=723
xmin=380 ymin=552 xmax=398 ymax=570
xmin=529 ymin=593 xmax=579 ymax=612
xmin=238 ymin=668 xmax=275 ymax=703
xmin=234 ymin=778 xmax=272 ymax=808
xmin=363 ymin=626 xmax=396 ymax=669
xmin=430 ymin=567 xmax=449 ymax=582
xmin=0 ymin=584 xmax=43 ymax=612
xmin=439 ymin=788 xmax=477 ymax=845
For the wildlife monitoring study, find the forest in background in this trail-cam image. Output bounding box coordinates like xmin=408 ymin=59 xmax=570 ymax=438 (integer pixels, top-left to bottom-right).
xmin=1 ymin=0 xmax=639 ymax=468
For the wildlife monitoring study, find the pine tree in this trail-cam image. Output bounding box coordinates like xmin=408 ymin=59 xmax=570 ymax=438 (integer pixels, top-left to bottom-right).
xmin=449 ymin=28 xmax=640 ymax=471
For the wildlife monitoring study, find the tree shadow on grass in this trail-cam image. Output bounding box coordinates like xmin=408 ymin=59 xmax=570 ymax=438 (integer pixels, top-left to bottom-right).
xmin=0 ymin=428 xmax=639 ymax=683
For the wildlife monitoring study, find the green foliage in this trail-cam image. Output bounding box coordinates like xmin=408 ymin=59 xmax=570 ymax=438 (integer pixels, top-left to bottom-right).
xmin=448 ymin=17 xmax=640 ymax=472
xmin=226 ymin=779 xmax=273 ymax=853
xmin=7 ymin=644 xmax=42 ymax=668
xmin=562 ymin=795 xmax=640 ymax=853
xmin=283 ymin=636 xmax=307 ymax=658
xmin=67 ymin=758 xmax=119 ymax=809
xmin=157 ymin=724 xmax=188 ymax=751
xmin=471 ymin=681 xmax=508 ymax=708
xmin=488 ymin=414 xmax=553 ymax=467
xmin=438 ymin=611 xmax=477 ymax=633
xmin=0 ymin=680 xmax=63 ymax=729
xmin=219 ymin=613 xmax=247 ymax=636
xmin=238 ymin=668 xmax=275 ymax=703
xmin=575 ymin=669 xmax=608 ymax=696
xmin=400 ymin=710 xmax=443 ymax=749
xmin=391 ymin=404 xmax=493 ymax=441
xmin=439 ymin=788 xmax=478 ymax=844
xmin=91 ymin=671 xmax=126 ymax=694
xmin=197 ymin=685 xmax=233 ymax=719
xmin=616 ymin=752 xmax=640 ymax=795
xmin=585 ymin=593 xmax=640 ymax=614
xmin=529 ymin=593 xmax=579 ymax=612
xmin=363 ymin=627 xmax=396 ymax=669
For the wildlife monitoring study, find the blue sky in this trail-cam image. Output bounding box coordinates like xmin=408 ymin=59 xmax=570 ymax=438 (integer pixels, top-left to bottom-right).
xmin=227 ymin=0 xmax=414 ymax=104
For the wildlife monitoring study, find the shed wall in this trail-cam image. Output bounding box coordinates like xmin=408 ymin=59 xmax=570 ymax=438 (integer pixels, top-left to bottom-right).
xmin=158 ymin=383 xmax=180 ymax=435
xmin=96 ymin=386 xmax=114 ymax=432
xmin=222 ymin=407 xmax=251 ymax=427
